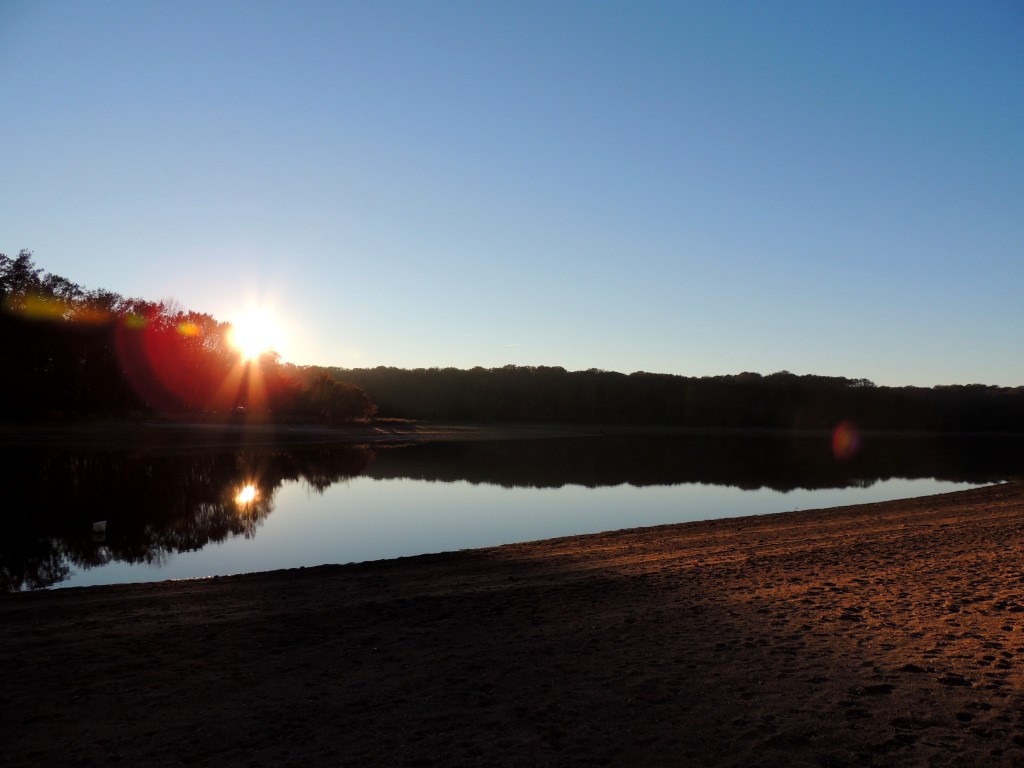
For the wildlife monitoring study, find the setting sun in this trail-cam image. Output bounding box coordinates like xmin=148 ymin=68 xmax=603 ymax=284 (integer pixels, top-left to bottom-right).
xmin=228 ymin=309 xmax=283 ymax=361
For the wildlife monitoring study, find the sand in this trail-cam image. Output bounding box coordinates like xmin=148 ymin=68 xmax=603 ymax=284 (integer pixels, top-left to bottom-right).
xmin=4 ymin=482 xmax=1024 ymax=767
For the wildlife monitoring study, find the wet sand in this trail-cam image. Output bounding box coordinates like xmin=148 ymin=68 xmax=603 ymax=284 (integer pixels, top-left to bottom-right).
xmin=4 ymin=482 xmax=1024 ymax=767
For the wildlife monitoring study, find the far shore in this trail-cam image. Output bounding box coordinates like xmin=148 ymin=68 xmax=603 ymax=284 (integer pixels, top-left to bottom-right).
xmin=4 ymin=482 xmax=1024 ymax=766
xmin=0 ymin=418 xmax=591 ymax=449
xmin=2 ymin=418 xmax=1022 ymax=452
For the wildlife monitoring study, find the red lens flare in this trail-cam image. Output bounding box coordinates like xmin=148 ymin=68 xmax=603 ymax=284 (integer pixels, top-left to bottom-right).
xmin=114 ymin=310 xmax=267 ymax=413
xmin=832 ymin=420 xmax=861 ymax=461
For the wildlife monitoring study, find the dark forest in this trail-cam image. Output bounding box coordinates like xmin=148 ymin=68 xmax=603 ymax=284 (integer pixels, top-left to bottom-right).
xmin=330 ymin=365 xmax=1024 ymax=432
xmin=0 ymin=251 xmax=375 ymax=422
xmin=4 ymin=251 xmax=1023 ymax=432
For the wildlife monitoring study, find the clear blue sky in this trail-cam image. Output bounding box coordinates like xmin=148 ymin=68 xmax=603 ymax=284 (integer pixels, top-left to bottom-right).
xmin=2 ymin=1 xmax=1021 ymax=386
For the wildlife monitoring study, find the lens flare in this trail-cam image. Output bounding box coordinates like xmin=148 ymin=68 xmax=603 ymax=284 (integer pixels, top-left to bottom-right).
xmin=832 ymin=421 xmax=861 ymax=461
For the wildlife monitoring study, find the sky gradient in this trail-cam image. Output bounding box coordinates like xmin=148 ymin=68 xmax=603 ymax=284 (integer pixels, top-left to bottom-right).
xmin=2 ymin=1 xmax=1021 ymax=386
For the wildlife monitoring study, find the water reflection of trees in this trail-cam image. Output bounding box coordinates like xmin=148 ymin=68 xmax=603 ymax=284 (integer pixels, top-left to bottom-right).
xmin=4 ymin=434 xmax=1022 ymax=591
xmin=364 ymin=433 xmax=1024 ymax=491
xmin=1 ymin=446 xmax=374 ymax=591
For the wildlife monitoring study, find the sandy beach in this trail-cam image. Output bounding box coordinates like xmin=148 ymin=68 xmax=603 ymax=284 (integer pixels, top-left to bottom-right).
xmin=4 ymin=482 xmax=1024 ymax=767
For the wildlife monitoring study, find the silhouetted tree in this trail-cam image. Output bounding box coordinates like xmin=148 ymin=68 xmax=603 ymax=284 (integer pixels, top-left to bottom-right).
xmin=4 ymin=253 xmax=1022 ymax=432
xmin=330 ymin=366 xmax=1024 ymax=432
xmin=0 ymin=253 xmax=376 ymax=422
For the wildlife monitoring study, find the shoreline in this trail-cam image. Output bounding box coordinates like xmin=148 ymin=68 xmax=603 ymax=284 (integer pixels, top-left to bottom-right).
xmin=0 ymin=419 xmax=606 ymax=449
xmin=5 ymin=482 xmax=1024 ymax=766
xmin=4 ymin=419 xmax=1023 ymax=451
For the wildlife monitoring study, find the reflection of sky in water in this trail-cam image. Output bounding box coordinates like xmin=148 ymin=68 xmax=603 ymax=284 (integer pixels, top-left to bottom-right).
xmin=61 ymin=476 xmax=984 ymax=589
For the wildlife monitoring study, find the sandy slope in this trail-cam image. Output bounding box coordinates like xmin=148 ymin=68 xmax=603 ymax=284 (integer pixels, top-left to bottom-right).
xmin=4 ymin=483 xmax=1024 ymax=767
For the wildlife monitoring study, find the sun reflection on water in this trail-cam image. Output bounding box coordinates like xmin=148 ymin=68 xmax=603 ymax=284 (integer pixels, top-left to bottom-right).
xmin=235 ymin=484 xmax=258 ymax=506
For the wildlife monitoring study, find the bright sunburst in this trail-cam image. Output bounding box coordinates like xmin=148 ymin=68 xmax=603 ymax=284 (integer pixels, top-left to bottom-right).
xmin=228 ymin=309 xmax=282 ymax=361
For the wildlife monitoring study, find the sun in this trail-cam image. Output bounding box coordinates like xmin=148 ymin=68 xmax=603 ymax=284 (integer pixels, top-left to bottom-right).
xmin=228 ymin=309 xmax=283 ymax=361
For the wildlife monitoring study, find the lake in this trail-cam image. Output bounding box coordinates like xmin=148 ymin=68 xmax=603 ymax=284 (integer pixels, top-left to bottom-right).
xmin=4 ymin=431 xmax=1022 ymax=591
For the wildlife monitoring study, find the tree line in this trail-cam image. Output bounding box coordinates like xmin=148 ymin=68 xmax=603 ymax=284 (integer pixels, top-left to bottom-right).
xmin=0 ymin=251 xmax=375 ymax=422
xmin=329 ymin=366 xmax=1024 ymax=433
xmin=5 ymin=251 xmax=1022 ymax=432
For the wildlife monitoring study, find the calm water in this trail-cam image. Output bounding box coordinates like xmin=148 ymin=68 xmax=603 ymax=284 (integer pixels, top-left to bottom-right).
xmin=3 ymin=432 xmax=1022 ymax=591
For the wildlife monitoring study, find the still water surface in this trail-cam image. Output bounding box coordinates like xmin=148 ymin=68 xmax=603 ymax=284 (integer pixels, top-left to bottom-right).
xmin=4 ymin=432 xmax=1021 ymax=590
xmin=78 ymin=476 xmax=976 ymax=590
